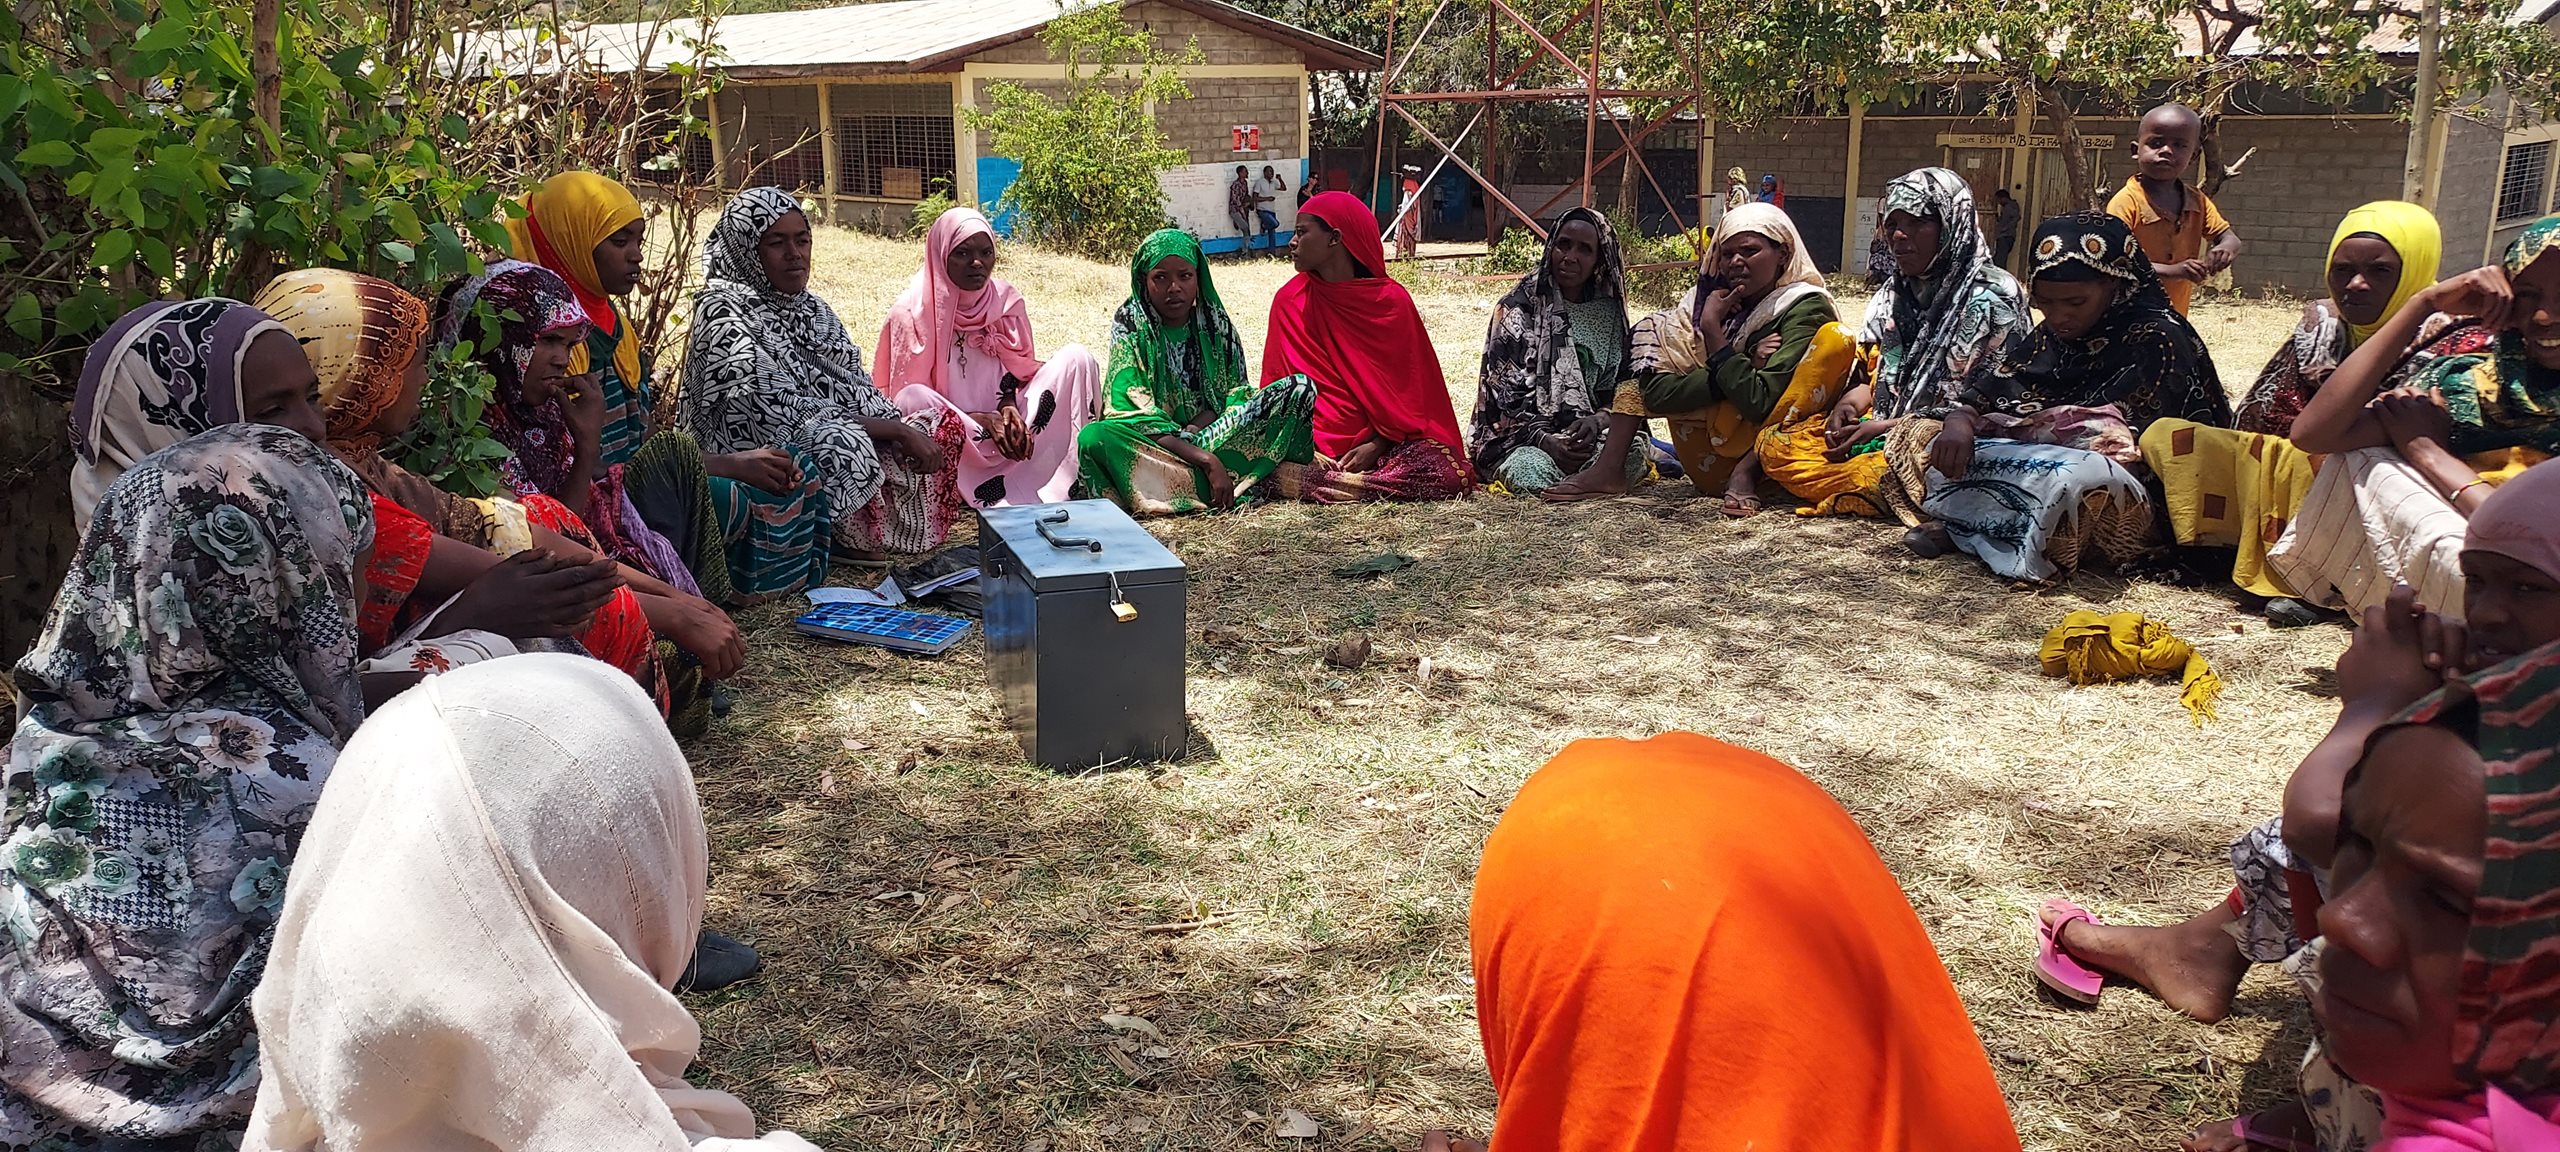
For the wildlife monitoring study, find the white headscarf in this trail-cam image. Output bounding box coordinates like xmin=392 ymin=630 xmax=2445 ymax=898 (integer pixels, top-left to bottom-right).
xmin=241 ymin=654 xmax=817 ymax=1152
xmin=1633 ymin=204 xmax=1832 ymax=376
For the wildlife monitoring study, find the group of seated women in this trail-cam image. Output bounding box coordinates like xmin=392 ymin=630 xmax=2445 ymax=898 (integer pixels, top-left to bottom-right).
xmin=7 ymin=161 xmax=2559 ymax=1150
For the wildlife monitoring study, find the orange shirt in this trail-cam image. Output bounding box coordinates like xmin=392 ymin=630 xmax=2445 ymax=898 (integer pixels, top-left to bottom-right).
xmin=2105 ymin=176 xmax=2231 ymax=314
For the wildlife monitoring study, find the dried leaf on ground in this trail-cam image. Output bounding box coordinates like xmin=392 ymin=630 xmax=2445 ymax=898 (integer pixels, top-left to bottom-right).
xmin=1276 ymin=1108 xmax=1321 ymax=1139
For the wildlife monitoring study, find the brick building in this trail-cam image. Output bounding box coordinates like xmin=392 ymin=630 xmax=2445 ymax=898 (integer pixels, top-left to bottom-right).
xmin=478 ymin=0 xmax=1375 ymax=252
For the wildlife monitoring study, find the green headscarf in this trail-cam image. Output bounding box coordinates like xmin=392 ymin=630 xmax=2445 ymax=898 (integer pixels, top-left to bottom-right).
xmin=2423 ymin=214 xmax=2560 ymax=459
xmin=1102 ymin=229 xmax=1248 ymax=434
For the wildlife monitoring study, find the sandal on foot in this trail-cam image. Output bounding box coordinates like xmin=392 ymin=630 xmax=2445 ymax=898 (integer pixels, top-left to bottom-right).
xmin=2036 ymin=897 xmax=2106 ymax=1006
xmin=2211 ymin=1108 xmax=2320 ymax=1152
xmin=1903 ymin=525 xmax=1952 ymax=559
xmin=1719 ymin=492 xmax=1763 ymax=518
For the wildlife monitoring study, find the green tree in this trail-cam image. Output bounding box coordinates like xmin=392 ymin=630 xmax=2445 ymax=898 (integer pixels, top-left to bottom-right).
xmin=965 ymin=4 xmax=1203 ymax=260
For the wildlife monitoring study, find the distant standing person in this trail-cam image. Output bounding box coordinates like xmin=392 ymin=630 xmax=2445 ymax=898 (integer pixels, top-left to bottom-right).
xmin=1226 ymin=165 xmax=1253 ymax=248
xmin=1253 ymin=165 xmax=1288 ymax=252
xmin=1299 ymin=173 xmax=1322 ymax=208
xmin=2107 ymin=102 xmax=2243 ymax=315
xmin=1994 ymin=188 xmax=2023 ymax=266
xmin=1397 ymin=167 xmax=1423 ymax=259
xmin=1724 ymin=166 xmax=1752 ymax=213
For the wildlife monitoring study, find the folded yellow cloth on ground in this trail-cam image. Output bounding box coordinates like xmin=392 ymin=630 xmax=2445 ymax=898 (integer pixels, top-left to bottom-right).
xmin=2037 ymin=610 xmax=2222 ymax=724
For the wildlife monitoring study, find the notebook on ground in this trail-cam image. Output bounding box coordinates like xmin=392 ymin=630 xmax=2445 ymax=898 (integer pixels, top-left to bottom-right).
xmin=790 ymin=602 xmax=974 ymax=655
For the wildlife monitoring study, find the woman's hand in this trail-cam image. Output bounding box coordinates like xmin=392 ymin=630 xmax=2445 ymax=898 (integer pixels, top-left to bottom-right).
xmin=1338 ymin=439 xmax=1389 ymax=474
xmin=708 ymin=448 xmax=802 ymax=494
xmin=1697 ymin=284 xmax=1743 ymax=334
xmin=994 ymin=404 xmax=1034 ymax=460
xmin=659 ymin=594 xmax=746 ymax=681
xmin=2337 ymin=582 xmax=2467 ymax=716
xmin=441 ymin=549 xmax=622 ymax=639
xmin=1825 ymin=417 xmax=1898 ymax=462
xmin=1202 ymin=457 xmax=1237 ymax=510
xmin=1927 ymin=412 xmax=1976 ymax=479
xmin=2423 ymin=265 xmax=2516 ymax=331
xmin=896 ymin=425 xmax=947 ymax=474
xmin=559 ymin=371 xmax=607 ymax=445
xmin=2371 ymin=386 xmax=2454 ymax=456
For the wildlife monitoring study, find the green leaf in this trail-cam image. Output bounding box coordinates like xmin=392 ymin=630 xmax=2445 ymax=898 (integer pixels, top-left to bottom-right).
xmin=91 ymin=229 xmax=135 ymax=268
xmin=136 ymin=234 xmax=173 ymax=279
xmin=134 ymin=17 xmax=191 ymax=54
xmin=377 ymin=240 xmax=416 ymax=263
xmin=250 ymin=166 xmax=300 ymax=198
xmin=384 ymin=200 xmax=422 ymax=241
xmin=5 ymin=292 xmax=42 ymax=340
xmin=17 ymin=139 xmax=74 ymax=167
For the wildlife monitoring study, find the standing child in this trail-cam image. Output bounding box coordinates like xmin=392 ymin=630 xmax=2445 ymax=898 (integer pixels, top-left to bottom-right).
xmin=2106 ymin=103 xmax=2243 ymax=315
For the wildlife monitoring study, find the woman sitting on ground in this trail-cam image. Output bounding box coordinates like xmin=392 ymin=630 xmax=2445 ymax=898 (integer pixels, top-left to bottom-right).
xmin=1262 ymin=190 xmax=1472 ymax=502
xmin=1892 ymin=212 xmax=2230 ymax=582
xmin=1543 ymin=203 xmax=1837 ymax=510
xmin=441 ymin=261 xmax=745 ymax=727
xmin=2270 ymin=213 xmax=2560 ymax=619
xmin=1756 ymin=167 xmax=2028 ymax=516
xmin=685 ymin=187 xmax=966 ymax=555
xmin=1420 ymin=732 xmax=2021 ymax=1152
xmin=2145 ymin=202 xmax=2461 ymax=622
xmin=512 ymin=171 xmax=833 ymax=601
xmin=2039 ymin=462 xmax=2560 ymax=1151
xmin=254 ymin=269 xmax=663 ymax=697
xmin=242 ymin=655 xmax=820 ymax=1150
xmin=1077 ymin=227 xmax=1317 ymax=515
xmin=876 ymin=206 xmax=1100 ymax=509
xmin=1465 ymin=207 xmax=1637 ymax=495
xmin=2 ymin=423 xmax=371 ymax=1146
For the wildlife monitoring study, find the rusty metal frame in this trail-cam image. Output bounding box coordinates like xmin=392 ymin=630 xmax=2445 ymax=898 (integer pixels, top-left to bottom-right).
xmin=1370 ymin=0 xmax=1705 ymax=257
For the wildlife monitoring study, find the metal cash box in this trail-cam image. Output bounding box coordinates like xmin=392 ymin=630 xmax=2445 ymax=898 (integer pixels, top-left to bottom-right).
xmin=979 ymin=500 xmax=1187 ymax=770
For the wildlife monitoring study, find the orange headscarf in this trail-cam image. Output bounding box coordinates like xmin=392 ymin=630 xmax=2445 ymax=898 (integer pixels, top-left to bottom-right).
xmin=1470 ymin=733 xmax=2022 ymax=1152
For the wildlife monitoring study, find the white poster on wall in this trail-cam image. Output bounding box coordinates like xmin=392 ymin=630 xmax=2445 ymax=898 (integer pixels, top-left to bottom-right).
xmin=1160 ymin=159 xmax=1305 ymax=255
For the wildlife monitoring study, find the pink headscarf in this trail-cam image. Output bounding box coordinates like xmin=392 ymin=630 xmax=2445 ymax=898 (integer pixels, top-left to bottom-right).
xmin=2464 ymin=459 xmax=2560 ymax=582
xmin=875 ymin=207 xmax=1043 ymax=409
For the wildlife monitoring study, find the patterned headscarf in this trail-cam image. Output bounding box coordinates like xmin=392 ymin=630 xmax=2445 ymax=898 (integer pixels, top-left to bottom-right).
xmin=683 ymin=187 xmax=879 ymax=447
xmin=506 ymin=171 xmax=648 ymax=389
xmin=1469 ymin=207 xmax=1627 ymax=475
xmin=70 ymin=298 xmax=288 ymax=534
xmin=4 ymin=422 xmax=372 ymax=1138
xmin=253 ymin=269 xmax=432 ymax=459
xmin=1861 ymin=168 xmax=2029 ymax=418
xmin=2422 ymin=216 xmax=2560 ymax=459
xmin=434 ymin=260 xmax=592 ymax=498
xmin=2376 ymin=641 xmax=2560 ymax=1104
xmin=1967 ymin=212 xmax=2231 ymax=430
xmin=1104 ymin=227 xmax=1250 ymax=432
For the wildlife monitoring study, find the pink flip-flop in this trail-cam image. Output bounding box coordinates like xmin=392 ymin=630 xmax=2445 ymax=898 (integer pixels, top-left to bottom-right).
xmin=2036 ymin=897 xmax=2106 ymax=1005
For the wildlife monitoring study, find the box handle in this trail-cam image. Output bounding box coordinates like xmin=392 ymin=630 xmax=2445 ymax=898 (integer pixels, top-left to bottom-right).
xmin=1036 ymin=509 xmax=1103 ymax=553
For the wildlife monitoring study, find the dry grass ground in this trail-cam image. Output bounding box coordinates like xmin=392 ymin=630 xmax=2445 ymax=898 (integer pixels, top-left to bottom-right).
xmin=680 ymin=223 xmax=2337 ymax=1151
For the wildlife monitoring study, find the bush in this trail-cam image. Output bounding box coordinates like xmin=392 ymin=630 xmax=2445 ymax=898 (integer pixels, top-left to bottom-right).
xmin=910 ymin=179 xmax=956 ymax=238
xmin=963 ymin=5 xmax=1201 ymax=261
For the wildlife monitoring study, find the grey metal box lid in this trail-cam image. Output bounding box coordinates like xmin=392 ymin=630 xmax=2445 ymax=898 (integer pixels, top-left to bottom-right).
xmin=979 ymin=500 xmax=1186 ymax=592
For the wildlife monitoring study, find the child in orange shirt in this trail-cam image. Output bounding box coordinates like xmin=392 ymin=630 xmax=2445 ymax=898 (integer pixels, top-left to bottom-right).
xmin=2105 ymin=103 xmax=2243 ymax=314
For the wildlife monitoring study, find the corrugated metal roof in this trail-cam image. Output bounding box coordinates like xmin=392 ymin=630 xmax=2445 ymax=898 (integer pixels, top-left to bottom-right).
xmin=455 ymin=0 xmax=1376 ymax=79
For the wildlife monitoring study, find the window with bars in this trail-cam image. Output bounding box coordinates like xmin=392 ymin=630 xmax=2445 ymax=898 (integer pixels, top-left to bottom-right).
xmin=833 ymin=84 xmax=956 ymax=201
xmin=2497 ymin=140 xmax=2551 ymax=224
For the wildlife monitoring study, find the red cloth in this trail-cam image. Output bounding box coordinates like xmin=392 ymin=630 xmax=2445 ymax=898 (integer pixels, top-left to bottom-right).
xmin=360 ymin=494 xmax=434 ymax=653
xmin=518 ymin=494 xmax=669 ymax=714
xmin=1262 ymin=191 xmax=1467 ymax=466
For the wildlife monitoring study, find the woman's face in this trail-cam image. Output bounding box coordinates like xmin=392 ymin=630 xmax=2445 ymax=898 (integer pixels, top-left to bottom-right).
xmin=1882 ymin=209 xmax=1942 ymax=278
xmin=1547 ymin=218 xmax=1602 ymax=301
xmin=1716 ymin=232 xmax=1784 ymax=299
xmin=1292 ymin=215 xmax=1343 ymax=277
xmin=1144 ymin=255 xmax=1199 ymax=328
xmin=592 ymin=219 xmax=647 ymax=297
xmin=2512 ymin=248 xmax=2560 ymax=370
xmin=944 ymin=232 xmax=997 ymax=292
xmin=374 ymin=341 xmax=429 ymax=440
xmin=518 ymin=326 xmax=584 ymax=405
xmin=759 ymin=210 xmax=814 ymax=296
xmin=2315 ymin=722 xmax=2486 ymax=1099
xmin=240 ymin=329 xmax=328 ymax=446
xmin=2459 ymin=550 xmax=2560 ymax=668
xmin=2030 ymin=276 xmax=2119 ymax=342
xmin=2328 ymin=233 xmax=2403 ymax=330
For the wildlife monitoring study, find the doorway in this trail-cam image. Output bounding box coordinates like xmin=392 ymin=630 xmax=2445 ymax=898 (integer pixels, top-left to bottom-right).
xmin=1947 ymin=147 xmax=2007 ymax=257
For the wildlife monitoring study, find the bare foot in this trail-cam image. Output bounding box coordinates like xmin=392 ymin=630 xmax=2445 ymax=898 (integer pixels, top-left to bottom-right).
xmin=2043 ymin=902 xmax=2251 ymax=1024
xmin=2180 ymin=1100 xmax=2315 ymax=1152
xmin=1539 ymin=465 xmax=1632 ymax=503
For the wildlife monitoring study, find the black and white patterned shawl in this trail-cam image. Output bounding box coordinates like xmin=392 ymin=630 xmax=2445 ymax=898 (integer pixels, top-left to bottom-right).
xmin=680 ymin=187 xmax=904 ymax=455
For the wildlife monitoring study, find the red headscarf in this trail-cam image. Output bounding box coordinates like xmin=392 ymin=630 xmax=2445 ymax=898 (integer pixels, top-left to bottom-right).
xmin=1262 ymin=191 xmax=1466 ymax=462
xmin=1471 ymin=732 xmax=2023 ymax=1152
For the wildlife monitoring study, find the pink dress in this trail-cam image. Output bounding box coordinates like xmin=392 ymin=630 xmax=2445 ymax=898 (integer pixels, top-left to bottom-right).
xmin=877 ymin=208 xmax=1100 ymax=507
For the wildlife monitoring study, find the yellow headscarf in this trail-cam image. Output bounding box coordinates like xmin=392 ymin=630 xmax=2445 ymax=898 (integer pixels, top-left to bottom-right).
xmin=504 ymin=171 xmax=646 ymax=387
xmin=2330 ymin=200 xmax=2440 ymax=349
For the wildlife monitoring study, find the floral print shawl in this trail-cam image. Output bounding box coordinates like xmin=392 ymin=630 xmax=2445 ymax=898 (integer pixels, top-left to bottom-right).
xmin=2 ymin=423 xmax=372 ymax=1147
xmin=1468 ymin=207 xmax=1629 ymax=475
xmin=1861 ymin=168 xmax=2029 ymax=419
xmin=2418 ymin=215 xmax=2560 ymax=459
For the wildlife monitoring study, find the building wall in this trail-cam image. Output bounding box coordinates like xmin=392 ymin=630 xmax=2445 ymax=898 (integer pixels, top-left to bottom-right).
xmin=972 ymin=0 xmax=1299 ymax=65
xmin=2205 ymin=117 xmax=2409 ymax=294
xmin=1164 ymin=76 xmax=1301 ymax=164
xmin=2441 ymin=118 xmax=2503 ymax=271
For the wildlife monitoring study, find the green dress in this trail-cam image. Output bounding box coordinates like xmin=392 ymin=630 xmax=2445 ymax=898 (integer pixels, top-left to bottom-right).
xmin=1077 ymin=229 xmax=1318 ymax=516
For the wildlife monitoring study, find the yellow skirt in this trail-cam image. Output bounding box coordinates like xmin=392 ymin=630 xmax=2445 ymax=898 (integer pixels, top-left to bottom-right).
xmin=1613 ymin=321 xmax=1861 ymax=496
xmin=2139 ymin=419 xmax=2320 ymax=598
